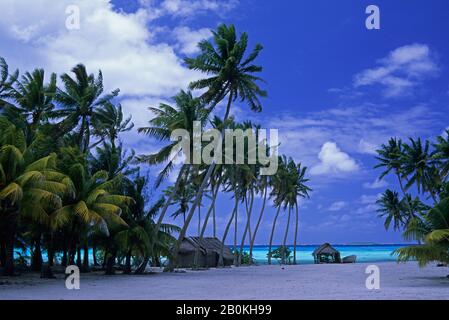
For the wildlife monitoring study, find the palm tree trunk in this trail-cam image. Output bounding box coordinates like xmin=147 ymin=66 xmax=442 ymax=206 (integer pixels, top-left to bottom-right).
xmin=282 ymin=207 xmax=292 ymax=264
xmin=170 ymin=92 xmax=234 ymax=269
xmin=92 ymin=241 xmax=98 ymax=266
xmin=76 ymin=245 xmax=82 ymax=268
xmin=219 ymin=195 xmax=238 ymax=267
xmin=150 ymin=164 xmax=189 ymax=260
xmin=0 ymin=238 xmax=7 ymax=268
xmin=105 ymin=249 xmax=116 ymax=275
xmin=239 ymin=191 xmax=254 ymax=265
xmin=194 ymin=179 xmax=221 ymax=267
xmin=293 ymin=202 xmax=299 ymax=265
xmin=82 ymin=243 xmax=89 ymax=272
xmin=268 ymin=206 xmax=281 ymax=265
xmin=134 ymin=256 xmax=149 ymax=274
xmin=250 ymin=184 xmax=267 ymax=264
xmin=62 ymin=247 xmax=68 ymax=267
xmin=3 ymin=217 xmax=17 ymax=276
xmin=31 ymin=233 xmax=43 ymax=272
xmin=124 ymin=250 xmax=132 ymax=274
xmin=212 ymin=204 xmax=217 ymax=238
xmin=197 ymin=200 xmax=201 ymax=236
xmin=234 ymin=199 xmax=238 ymax=265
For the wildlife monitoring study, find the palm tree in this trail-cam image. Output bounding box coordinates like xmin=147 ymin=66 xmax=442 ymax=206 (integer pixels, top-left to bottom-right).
xmin=377 ymin=190 xmax=406 ymax=231
xmin=90 ymin=143 xmax=138 ymax=180
xmin=116 ymin=175 xmax=179 ymax=274
xmin=0 ymin=57 xmax=18 ymax=108
xmin=402 ymin=138 xmax=436 ymax=200
xmin=0 ymin=118 xmax=70 ymax=275
xmin=91 ymin=101 xmax=134 ymax=149
xmin=55 ymin=64 xmax=119 ymax=153
xmin=172 ymin=25 xmax=267 ymax=267
xmin=5 ymin=68 xmax=57 ymax=145
xmin=395 ymin=197 xmax=449 ymax=266
xmin=290 ymin=161 xmax=311 ymax=264
xmin=51 ymin=156 xmax=132 ymax=274
xmin=432 ymin=130 xmax=449 ymax=180
xmin=375 ymin=138 xmax=418 ymax=219
xmin=267 ymin=156 xmax=288 ymax=265
xmin=138 ymin=90 xmax=208 ymax=261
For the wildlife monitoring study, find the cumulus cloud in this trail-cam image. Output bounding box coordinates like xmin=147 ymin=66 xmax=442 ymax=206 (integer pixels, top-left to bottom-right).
xmin=0 ymin=0 xmax=204 ymax=97
xmin=354 ymin=43 xmax=439 ymax=98
xmin=328 ymin=201 xmax=347 ymax=212
xmin=363 ymin=178 xmax=388 ymax=189
xmin=173 ymin=26 xmax=211 ymax=54
xmin=160 ymin=0 xmax=238 ymax=17
xmin=310 ymin=142 xmax=359 ymax=176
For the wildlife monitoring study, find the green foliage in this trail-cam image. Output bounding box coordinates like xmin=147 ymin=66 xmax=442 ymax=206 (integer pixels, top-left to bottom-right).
xmin=232 ymin=249 xmax=254 ymax=265
xmin=267 ymin=246 xmax=292 ymax=264
xmin=375 ymin=131 xmax=449 ymax=267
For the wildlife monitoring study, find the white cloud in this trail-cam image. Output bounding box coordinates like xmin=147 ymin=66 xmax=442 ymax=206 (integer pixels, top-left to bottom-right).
xmin=363 ymin=178 xmax=388 ymax=189
xmin=0 ymin=0 xmax=223 ymax=98
xmin=354 ymin=44 xmax=439 ymax=98
xmin=268 ymin=103 xmax=443 ymax=176
xmin=358 ymin=138 xmax=378 ymax=155
xmin=173 ymin=26 xmax=211 ymax=55
xmin=310 ymin=142 xmax=359 ymax=176
xmin=160 ymin=0 xmax=238 ymax=17
xmin=328 ymin=201 xmax=346 ymax=212
xmin=359 ymin=194 xmax=380 ymax=205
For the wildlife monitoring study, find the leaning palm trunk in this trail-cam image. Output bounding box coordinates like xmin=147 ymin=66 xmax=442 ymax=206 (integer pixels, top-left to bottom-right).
xmin=238 ymin=191 xmax=254 ymax=266
xmin=193 ymin=179 xmax=221 ymax=267
xmin=170 ymin=93 xmax=234 ymax=269
xmin=249 ymin=185 xmax=267 ymax=264
xmin=148 ymin=164 xmax=188 ymax=269
xmin=233 ymin=200 xmax=238 ymax=265
xmin=219 ymin=194 xmax=239 ymax=266
xmin=282 ymin=207 xmax=291 ymax=264
xmin=268 ymin=206 xmax=281 ymax=265
xmin=212 ymin=205 xmax=217 ymax=238
xmin=134 ymin=256 xmax=149 ymax=274
xmin=293 ymin=203 xmax=299 ymax=264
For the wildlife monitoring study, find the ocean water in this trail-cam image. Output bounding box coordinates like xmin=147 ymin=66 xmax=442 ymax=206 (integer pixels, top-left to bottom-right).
xmin=233 ymin=244 xmax=408 ymax=264
xmin=15 ymin=244 xmax=409 ymax=265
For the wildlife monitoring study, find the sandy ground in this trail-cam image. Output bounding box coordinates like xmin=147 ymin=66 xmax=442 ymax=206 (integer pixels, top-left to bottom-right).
xmin=0 ymin=262 xmax=448 ymax=300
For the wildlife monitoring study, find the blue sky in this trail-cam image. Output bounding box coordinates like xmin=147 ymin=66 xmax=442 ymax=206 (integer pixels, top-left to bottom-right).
xmin=1 ymin=0 xmax=448 ymax=244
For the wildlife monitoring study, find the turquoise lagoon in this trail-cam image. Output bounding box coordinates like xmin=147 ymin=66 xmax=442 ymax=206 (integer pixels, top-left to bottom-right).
xmin=233 ymin=244 xmax=410 ymax=264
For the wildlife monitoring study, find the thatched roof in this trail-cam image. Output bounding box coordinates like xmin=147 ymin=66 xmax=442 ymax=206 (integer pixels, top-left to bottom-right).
xmin=312 ymin=243 xmax=339 ymax=256
xmin=179 ymin=237 xmax=233 ymax=259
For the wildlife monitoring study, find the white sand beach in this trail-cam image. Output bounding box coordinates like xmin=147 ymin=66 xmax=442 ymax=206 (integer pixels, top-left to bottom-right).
xmin=0 ymin=262 xmax=448 ymax=300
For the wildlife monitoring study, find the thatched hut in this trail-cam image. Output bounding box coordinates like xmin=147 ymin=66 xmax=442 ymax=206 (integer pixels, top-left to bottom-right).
xmin=174 ymin=237 xmax=234 ymax=268
xmin=312 ymin=243 xmax=341 ymax=264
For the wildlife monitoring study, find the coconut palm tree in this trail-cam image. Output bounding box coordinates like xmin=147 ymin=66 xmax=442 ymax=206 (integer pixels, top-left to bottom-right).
xmin=289 ymin=161 xmax=311 ymax=264
xmin=0 ymin=57 xmax=18 ymax=108
xmin=395 ymin=197 xmax=449 ymax=266
xmin=267 ymin=156 xmax=288 ymax=265
xmin=402 ymin=138 xmax=436 ymax=200
xmin=138 ymin=90 xmax=208 ymax=262
xmin=91 ymin=101 xmax=133 ymax=149
xmin=116 ymin=175 xmax=179 ymax=274
xmin=0 ymin=118 xmax=70 ymax=275
xmin=4 ymin=68 xmax=57 ymax=145
xmin=172 ymin=25 xmax=267 ymax=267
xmin=50 ymin=153 xmax=132 ymax=274
xmin=55 ymin=64 xmax=119 ymax=153
xmin=433 ymin=130 xmax=449 ymax=179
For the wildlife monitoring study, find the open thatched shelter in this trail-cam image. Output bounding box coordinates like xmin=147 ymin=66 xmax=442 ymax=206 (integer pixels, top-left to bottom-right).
xmin=173 ymin=237 xmax=234 ymax=268
xmin=312 ymin=243 xmax=341 ymax=264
